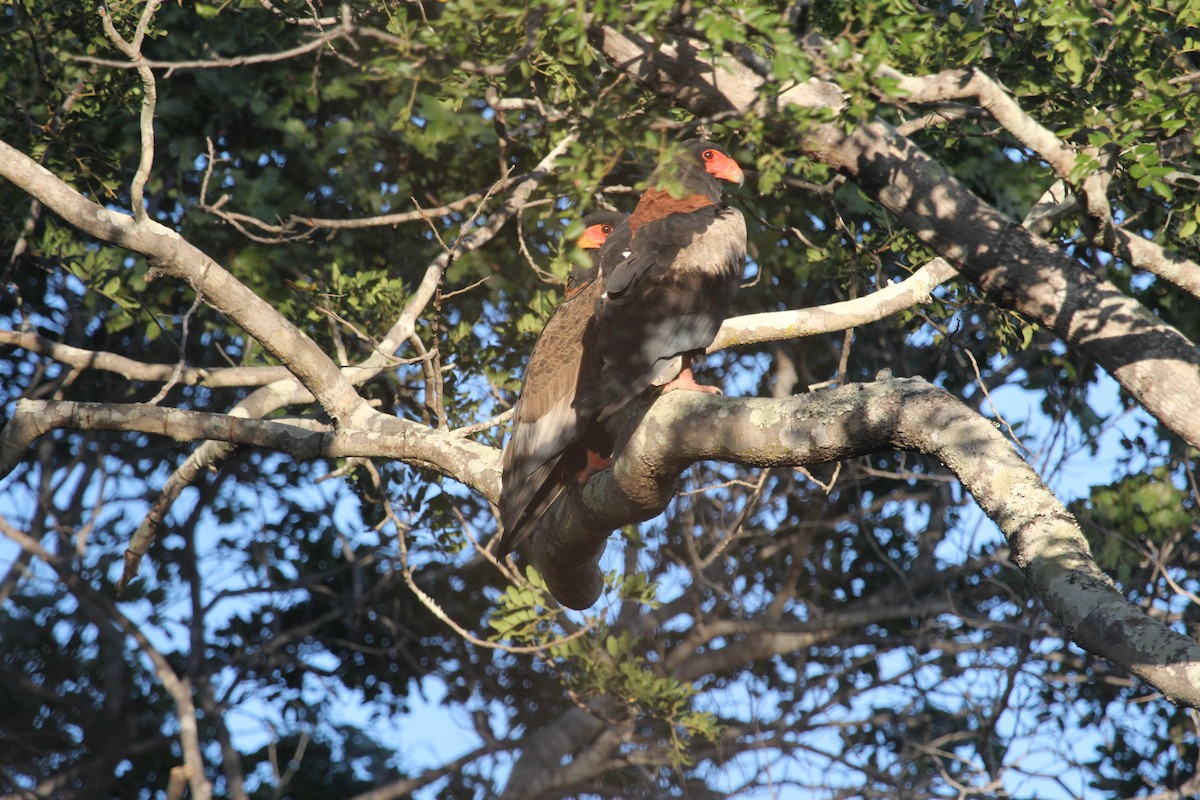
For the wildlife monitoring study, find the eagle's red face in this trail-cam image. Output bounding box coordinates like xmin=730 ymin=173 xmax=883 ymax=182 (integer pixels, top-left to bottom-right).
xmin=577 ymin=222 xmax=616 ymax=249
xmin=701 ymin=147 xmax=745 ymax=186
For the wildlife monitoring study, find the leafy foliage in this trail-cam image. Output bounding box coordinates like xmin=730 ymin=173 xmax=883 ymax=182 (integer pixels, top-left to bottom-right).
xmin=1 ymin=0 xmax=1198 ymax=798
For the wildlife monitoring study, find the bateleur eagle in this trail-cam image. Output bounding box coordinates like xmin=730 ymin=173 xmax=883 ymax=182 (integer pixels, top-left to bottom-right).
xmin=498 ymin=140 xmax=746 ymax=558
xmin=579 ymin=139 xmax=747 ymax=421
xmin=497 ymin=211 xmax=625 ymax=557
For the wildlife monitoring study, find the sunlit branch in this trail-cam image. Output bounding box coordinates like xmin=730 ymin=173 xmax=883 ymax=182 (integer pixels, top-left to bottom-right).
xmin=887 ymin=66 xmax=1200 ymax=300
xmin=98 ymin=1 xmax=163 ymax=222
xmin=0 ymin=398 xmax=499 ymax=495
xmin=710 ymin=257 xmax=958 ymax=351
xmin=524 ymin=375 xmax=1200 ymax=707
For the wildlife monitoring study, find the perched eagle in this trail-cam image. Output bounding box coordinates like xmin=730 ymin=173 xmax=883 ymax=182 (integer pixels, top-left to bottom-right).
xmin=498 ymin=141 xmax=746 ymax=556
xmin=581 ymin=140 xmax=746 ymax=420
xmin=498 ymin=212 xmax=625 ymax=557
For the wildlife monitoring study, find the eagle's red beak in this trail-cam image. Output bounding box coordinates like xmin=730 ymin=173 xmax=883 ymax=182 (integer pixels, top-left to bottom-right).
xmin=704 ymin=149 xmax=745 ymax=186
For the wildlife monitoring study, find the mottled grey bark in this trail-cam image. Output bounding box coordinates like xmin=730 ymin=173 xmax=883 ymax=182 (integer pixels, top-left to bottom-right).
xmin=528 ymin=376 xmax=1200 ymax=708
xmin=592 ymin=25 xmax=1200 ymax=451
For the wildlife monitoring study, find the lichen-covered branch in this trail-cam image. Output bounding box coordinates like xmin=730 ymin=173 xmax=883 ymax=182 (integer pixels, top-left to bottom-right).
xmin=527 ymin=376 xmax=1200 ymax=707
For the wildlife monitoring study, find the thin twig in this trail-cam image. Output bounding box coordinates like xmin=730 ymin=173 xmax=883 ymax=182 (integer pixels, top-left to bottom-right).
xmin=961 ymin=348 xmax=1031 ymax=456
xmin=363 ymin=461 xmax=593 ymax=654
xmin=73 ymin=18 xmax=351 ymax=71
xmin=146 ymin=288 xmax=206 ymax=406
xmin=699 ymin=468 xmax=772 ymax=568
xmin=407 ymin=334 xmax=446 ymax=428
xmin=449 ymin=407 xmax=513 ymax=439
xmin=439 ymin=275 xmax=492 ymax=301
xmin=258 ymin=0 xmax=340 ymax=26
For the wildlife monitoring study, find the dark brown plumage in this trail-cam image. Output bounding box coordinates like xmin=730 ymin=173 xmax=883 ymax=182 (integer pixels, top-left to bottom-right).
xmin=579 ymin=140 xmax=747 ymax=421
xmin=497 ymin=140 xmax=746 ymax=557
xmin=497 ymin=212 xmax=624 ymax=557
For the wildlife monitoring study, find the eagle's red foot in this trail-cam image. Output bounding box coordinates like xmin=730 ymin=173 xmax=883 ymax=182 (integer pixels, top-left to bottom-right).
xmin=574 ymin=449 xmax=612 ymax=484
xmin=661 ymin=366 xmax=722 ymax=395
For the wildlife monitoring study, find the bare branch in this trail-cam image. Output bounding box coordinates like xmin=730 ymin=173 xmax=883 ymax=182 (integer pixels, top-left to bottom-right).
xmin=0 ymin=137 xmax=373 ymax=427
xmin=198 ymin=175 xmax=527 ymax=240
xmin=99 ymin=2 xmax=163 ymax=221
xmin=0 ymin=329 xmax=298 ymax=387
xmin=72 ymin=16 xmax=352 ymax=71
xmin=711 ymin=258 xmax=958 ymax=351
xmin=0 ymin=398 xmax=500 ymax=498
xmin=257 ymin=0 xmax=341 ymax=27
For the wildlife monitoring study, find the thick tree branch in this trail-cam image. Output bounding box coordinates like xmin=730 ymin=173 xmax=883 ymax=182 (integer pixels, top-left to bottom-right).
xmin=527 ymin=376 xmax=1200 ymax=707
xmin=592 ymin=25 xmax=1200 ymax=451
xmin=499 ymin=698 xmax=620 ymax=800
xmin=0 ymin=399 xmax=500 ymax=501
xmin=347 ymin=745 xmax=491 ymax=800
xmin=889 ymin=67 xmax=1200 ymax=300
xmin=808 ymin=121 xmax=1200 ymax=449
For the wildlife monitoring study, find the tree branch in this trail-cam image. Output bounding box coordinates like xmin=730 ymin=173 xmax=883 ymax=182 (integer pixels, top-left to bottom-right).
xmin=591 ymin=24 xmax=1200 ymax=451
xmin=0 ymin=138 xmax=374 ymax=427
xmin=71 ymin=14 xmax=353 ymax=71
xmin=886 ymin=66 xmax=1200 ymax=300
xmin=0 ymin=329 xmax=299 ymax=387
xmin=526 ymin=376 xmax=1200 ymax=707
xmin=0 ymin=399 xmax=500 ymax=500
xmin=99 ymin=1 xmax=162 ymax=221
xmin=711 ymin=257 xmax=958 ymax=351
